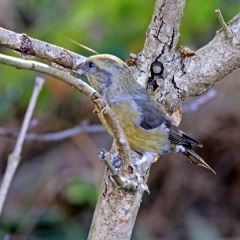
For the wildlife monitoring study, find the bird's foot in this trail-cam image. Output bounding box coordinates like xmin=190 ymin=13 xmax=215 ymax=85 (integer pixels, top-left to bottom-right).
xmin=133 ymin=152 xmax=157 ymax=165
xmin=111 ymin=154 xmax=122 ymax=168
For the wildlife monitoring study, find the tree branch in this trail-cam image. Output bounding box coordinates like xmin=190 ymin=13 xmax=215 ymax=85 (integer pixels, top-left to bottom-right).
xmin=159 ymin=13 xmax=240 ymax=112
xmin=215 ymin=9 xmax=233 ymax=39
xmin=88 ymin=149 xmax=151 ymax=240
xmin=90 ymin=92 xmax=133 ymax=169
xmin=130 ymin=0 xmax=186 ymax=87
xmin=0 ymin=27 xmax=86 ymax=70
xmin=0 ymin=123 xmax=105 ymax=141
xmin=0 ymin=76 xmax=44 ymax=216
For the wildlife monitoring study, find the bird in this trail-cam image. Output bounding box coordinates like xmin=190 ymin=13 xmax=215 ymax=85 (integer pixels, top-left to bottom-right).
xmin=75 ymin=54 xmax=215 ymax=173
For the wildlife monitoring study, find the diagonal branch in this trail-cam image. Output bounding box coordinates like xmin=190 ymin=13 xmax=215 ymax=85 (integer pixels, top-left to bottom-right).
xmin=179 ymin=13 xmax=240 ymax=96
xmin=0 ymin=27 xmax=86 ymax=70
xmin=156 ymin=13 xmax=240 ymax=112
xmin=0 ymin=77 xmax=44 ymax=216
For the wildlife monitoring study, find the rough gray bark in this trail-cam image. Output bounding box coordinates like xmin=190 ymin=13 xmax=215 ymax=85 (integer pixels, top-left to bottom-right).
xmin=132 ymin=0 xmax=186 ymax=87
xmin=0 ymin=27 xmax=86 ymax=70
xmin=155 ymin=13 xmax=240 ymax=114
xmin=0 ymin=0 xmax=240 ymax=239
xmin=88 ymin=151 xmax=150 ymax=240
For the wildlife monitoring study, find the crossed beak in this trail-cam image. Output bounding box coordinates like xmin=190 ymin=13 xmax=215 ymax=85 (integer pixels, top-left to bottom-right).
xmin=73 ymin=61 xmax=87 ymax=77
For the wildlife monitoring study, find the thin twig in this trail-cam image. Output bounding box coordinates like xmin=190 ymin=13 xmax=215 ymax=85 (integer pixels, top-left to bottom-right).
xmin=0 ymin=77 xmax=44 ymax=216
xmin=0 ymin=124 xmax=105 ymax=141
xmin=0 ymin=53 xmax=93 ymax=97
xmin=215 ymin=9 xmax=232 ymax=39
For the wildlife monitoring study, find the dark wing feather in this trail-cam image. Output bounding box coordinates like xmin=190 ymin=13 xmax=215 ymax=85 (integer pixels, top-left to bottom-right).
xmin=134 ymin=98 xmax=202 ymax=149
xmin=169 ymin=125 xmax=202 ymax=148
xmin=182 ymin=132 xmax=203 ymax=147
xmin=133 ymin=98 xmax=171 ymax=130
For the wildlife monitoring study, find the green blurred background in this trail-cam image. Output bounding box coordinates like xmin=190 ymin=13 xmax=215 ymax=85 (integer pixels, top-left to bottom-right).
xmin=0 ymin=0 xmax=240 ymax=239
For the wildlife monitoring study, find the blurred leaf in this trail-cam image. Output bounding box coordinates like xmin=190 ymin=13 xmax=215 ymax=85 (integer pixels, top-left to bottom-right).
xmin=64 ymin=180 xmax=98 ymax=207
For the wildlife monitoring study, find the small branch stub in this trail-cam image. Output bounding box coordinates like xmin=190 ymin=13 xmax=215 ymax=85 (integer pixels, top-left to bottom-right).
xmin=215 ymin=9 xmax=233 ymax=39
xmin=179 ymin=45 xmax=196 ymax=58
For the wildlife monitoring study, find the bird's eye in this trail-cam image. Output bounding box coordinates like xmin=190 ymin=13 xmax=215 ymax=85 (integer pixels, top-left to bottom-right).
xmin=88 ymin=61 xmax=95 ymax=69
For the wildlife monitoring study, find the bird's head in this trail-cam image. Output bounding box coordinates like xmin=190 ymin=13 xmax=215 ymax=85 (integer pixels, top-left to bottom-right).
xmin=75 ymin=54 xmax=134 ymax=97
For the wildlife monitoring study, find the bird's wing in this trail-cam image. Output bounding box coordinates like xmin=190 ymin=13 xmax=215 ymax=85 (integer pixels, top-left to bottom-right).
xmin=134 ymin=98 xmax=202 ymax=148
xmin=133 ymin=98 xmax=171 ymax=130
xmin=169 ymin=125 xmax=203 ymax=148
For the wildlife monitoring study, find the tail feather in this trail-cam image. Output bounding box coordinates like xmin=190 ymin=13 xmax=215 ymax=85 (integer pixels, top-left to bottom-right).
xmin=184 ymin=149 xmax=216 ymax=174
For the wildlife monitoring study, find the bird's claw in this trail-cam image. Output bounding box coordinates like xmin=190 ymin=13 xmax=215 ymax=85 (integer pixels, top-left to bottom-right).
xmin=111 ymin=154 xmax=122 ymax=168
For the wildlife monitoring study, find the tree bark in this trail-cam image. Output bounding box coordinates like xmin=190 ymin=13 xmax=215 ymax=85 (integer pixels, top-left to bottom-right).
xmin=88 ymin=156 xmax=149 ymax=240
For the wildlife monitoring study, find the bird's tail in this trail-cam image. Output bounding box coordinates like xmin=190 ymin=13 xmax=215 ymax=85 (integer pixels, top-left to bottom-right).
xmin=184 ymin=149 xmax=216 ymax=174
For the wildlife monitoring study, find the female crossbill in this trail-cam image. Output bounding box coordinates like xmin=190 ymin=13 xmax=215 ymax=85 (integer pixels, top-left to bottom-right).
xmin=76 ymin=54 xmax=215 ymax=173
